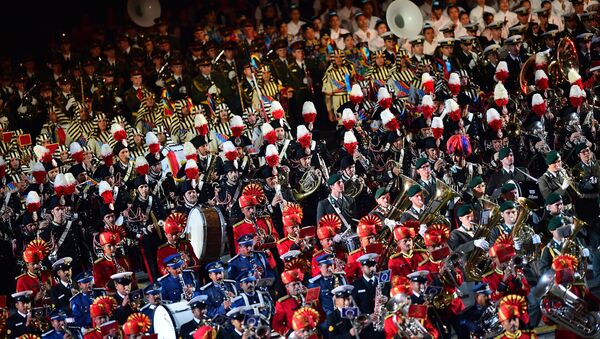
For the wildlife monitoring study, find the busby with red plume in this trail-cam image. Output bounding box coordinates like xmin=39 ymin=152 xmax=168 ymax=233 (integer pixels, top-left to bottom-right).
xmin=498 ymin=294 xmax=529 ymax=324
xmin=194 ymin=113 xmax=209 ymax=136
xmin=377 ymin=87 xmax=392 ymax=109
xmin=342 ymin=108 xmax=356 ymax=130
xmin=421 ymin=95 xmax=435 ymax=120
xmin=69 ymin=142 xmax=84 ymax=163
xmin=110 ymin=123 xmax=127 ymax=143
xmin=349 ymin=84 xmax=364 ymax=104
xmin=431 ymin=116 xmax=444 ymax=140
xmin=296 ymin=125 xmax=312 ymax=150
xmin=261 ymin=123 xmax=277 ymax=144
xmin=31 ymin=162 xmax=46 ymax=184
xmin=100 ymin=144 xmax=113 ymax=166
xmin=531 ymin=93 xmax=546 ymax=117
xmin=486 ymin=108 xmax=502 ymax=133
xmin=495 ymin=61 xmax=509 ymax=83
xmin=222 ymin=141 xmax=238 ymax=161
xmin=343 ymin=130 xmax=358 ymax=154
xmin=302 ymin=101 xmax=317 ymax=126
xmin=33 ymin=145 xmax=52 ymax=163
xmin=448 ymin=72 xmax=461 ymax=96
xmin=270 ymin=100 xmax=285 ymax=120
xmin=446 ymin=134 xmax=472 ymax=157
xmin=135 ymin=156 xmax=149 ymax=176
xmin=241 ymin=183 xmax=266 ymax=206
xmin=229 ymin=115 xmax=244 ymax=137
xmin=493 ymin=82 xmax=508 ymax=107
xmin=445 ymin=98 xmax=461 ymax=122
xmin=381 ymin=109 xmax=400 ymax=132
xmin=422 ymin=72 xmax=434 ymax=94
xmin=535 ymin=69 xmax=549 ymax=91
xmin=146 ymin=132 xmax=160 ymax=155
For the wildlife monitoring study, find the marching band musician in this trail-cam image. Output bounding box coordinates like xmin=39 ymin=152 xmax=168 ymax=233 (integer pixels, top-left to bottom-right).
xmin=308 ymin=253 xmax=348 ymax=316
xmin=486 ymin=147 xmax=532 ymax=198
xmin=199 ymin=261 xmax=238 ymax=319
xmin=457 ymin=282 xmax=493 ymax=338
xmin=482 ymin=235 xmax=531 ymax=302
xmin=16 ymin=240 xmax=54 ymax=306
xmin=389 ymin=225 xmax=424 ymax=283
xmin=139 ymin=283 xmax=162 ymax=334
xmin=449 ymin=204 xmax=490 ymax=256
xmin=538 ymin=150 xmax=571 ymax=200
xmin=311 ymin=217 xmax=347 ymax=277
xmin=233 ymin=183 xmax=278 ymax=254
xmin=316 ymin=173 xmax=357 ymax=228
xmin=326 ymin=285 xmax=362 ymax=338
xmin=290 ymin=307 xmax=320 ymax=339
xmin=231 ymin=271 xmax=274 ymax=320
xmin=352 ymin=253 xmax=390 ymax=317
xmin=277 ymin=203 xmax=306 ymax=255
xmin=42 ymin=310 xmax=72 ymax=339
xmin=92 ymin=230 xmax=135 ymax=291
xmin=539 ymin=216 xmax=570 ymax=274
xmin=110 ymin=272 xmax=134 ymax=324
xmin=399 ymin=184 xmax=426 ymax=223
xmin=7 ymin=290 xmax=35 ymax=338
xmin=179 ymin=295 xmax=210 ymax=339
xmin=272 ymin=269 xmax=317 ymax=337
xmin=369 ymin=187 xmax=391 ymax=221
xmin=258 ymin=165 xmax=295 ymax=238
xmin=158 ymin=253 xmax=199 ymax=303
xmin=228 ymin=235 xmax=276 ymax=283
xmin=49 ymin=257 xmax=75 ymax=316
xmin=70 ymin=271 xmax=102 ymax=329
xmin=84 ymin=296 xmax=116 ymax=339
xmin=414 ymin=157 xmax=437 ymax=202
xmin=155 ymin=212 xmax=199 ymax=275
xmin=345 ymin=215 xmax=381 ymax=282
xmin=496 ymin=295 xmax=537 ymax=339
xmin=572 ymin=143 xmax=600 ymax=223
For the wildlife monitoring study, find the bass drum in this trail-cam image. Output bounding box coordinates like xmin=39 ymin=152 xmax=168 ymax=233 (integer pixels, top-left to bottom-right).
xmin=186 ymin=207 xmax=227 ymax=263
xmin=153 ymin=301 xmax=194 ymax=339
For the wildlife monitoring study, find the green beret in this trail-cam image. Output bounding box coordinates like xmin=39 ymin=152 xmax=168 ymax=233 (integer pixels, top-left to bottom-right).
xmin=547 ymin=216 xmax=564 ymax=231
xmin=575 ymin=143 xmax=589 ymax=154
xmin=501 ymin=182 xmax=517 ymax=193
xmin=415 ymin=157 xmax=429 ymax=169
xmin=327 ymin=173 xmax=342 ymax=186
xmin=500 ymin=201 xmax=516 ymax=212
xmin=407 ymin=184 xmax=423 ymax=197
xmin=457 ymin=204 xmax=473 ymax=217
xmin=498 ymin=147 xmax=512 ymax=160
xmin=375 ymin=187 xmax=389 ymax=199
xmin=545 ymin=192 xmax=562 ymax=206
xmin=468 ymin=176 xmax=483 ymax=189
xmin=545 ymin=150 xmax=560 ymax=165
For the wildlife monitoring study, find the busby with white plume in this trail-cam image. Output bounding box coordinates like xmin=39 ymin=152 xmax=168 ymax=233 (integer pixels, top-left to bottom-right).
xmin=377 ymin=87 xmax=392 ymax=109
xmin=98 ymin=180 xmax=114 ymax=207
xmin=223 ymin=141 xmax=238 ymax=161
xmin=183 ymin=142 xmax=197 ymax=161
xmin=535 ymin=70 xmax=549 ymax=91
xmin=302 ymin=101 xmax=317 ymax=128
xmin=296 ymin=125 xmax=312 ymax=150
xmin=100 ymin=144 xmax=113 ymax=166
xmin=422 ymin=72 xmax=434 ymax=94
xmin=531 ymin=93 xmax=546 ymax=117
xmin=111 ymin=123 xmax=127 ymax=143
xmin=265 ymin=144 xmax=280 ymax=174
xmin=494 ymin=82 xmax=509 ymax=107
xmin=270 ymin=100 xmax=285 ymax=120
xmin=486 ymin=108 xmax=502 ymax=132
xmin=230 ymin=115 xmax=244 ymax=137
xmin=31 ymin=162 xmax=46 ymax=184
xmin=349 ymin=84 xmax=364 ymax=104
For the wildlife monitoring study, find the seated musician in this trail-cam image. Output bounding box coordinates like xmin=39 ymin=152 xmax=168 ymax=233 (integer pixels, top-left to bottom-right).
xmin=496 ymin=295 xmax=537 ymax=339
xmin=232 ymin=184 xmax=278 ymax=253
xmin=311 ymin=215 xmax=347 ymax=276
xmin=448 ymin=204 xmax=490 ymax=256
xmin=482 ymin=235 xmax=530 ymax=302
xmin=399 ymin=184 xmax=426 ymax=223
xmin=345 ymin=215 xmax=381 ymax=283
xmin=389 ymin=224 xmax=424 ymax=283
xmin=156 ymin=212 xmax=199 ymax=275
xmin=316 ymin=173 xmax=357 ymax=228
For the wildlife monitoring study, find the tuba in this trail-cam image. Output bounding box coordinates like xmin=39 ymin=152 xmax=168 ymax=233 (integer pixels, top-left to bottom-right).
xmin=464 ymin=202 xmax=502 ymax=281
xmin=561 ymin=217 xmax=588 ymax=278
xmin=292 ymin=168 xmax=322 ymax=201
xmin=386 ymin=294 xmax=433 ymax=339
xmin=419 ymin=179 xmax=460 ymax=225
xmin=511 ymin=197 xmax=539 ymax=262
xmin=433 ymin=251 xmax=464 ymax=309
xmin=386 ymin=0 xmax=423 ymax=38
xmin=343 ymin=175 xmax=365 ymax=198
xmin=536 ymin=270 xmax=600 ymax=338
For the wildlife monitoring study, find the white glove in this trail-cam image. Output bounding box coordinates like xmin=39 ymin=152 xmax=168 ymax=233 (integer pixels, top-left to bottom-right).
xmin=114 ymin=96 xmax=123 ymax=103
xmin=384 ymin=218 xmax=397 ymax=230
xmin=228 ymin=70 xmax=237 ymax=80
xmin=90 ymin=85 xmax=98 ymax=93
xmin=561 ymin=179 xmax=570 ymax=190
xmin=17 ymin=105 xmax=27 ymax=114
xmin=531 ymin=234 xmax=541 ymax=245
xmin=474 ymin=238 xmax=490 ymax=250
xmin=179 ymin=86 xmax=187 ymax=94
xmin=66 ymin=97 xmax=76 ymax=111
xmin=419 ymin=224 xmax=428 ymax=237
xmin=333 ymin=234 xmax=342 ymax=243
xmin=208 ymin=85 xmax=219 ymax=95
xmin=513 ymin=238 xmax=522 ymax=250
xmin=583 ymin=248 xmax=590 ymax=257
xmin=155 ymin=79 xmax=165 ymax=87
xmin=468 ymin=59 xmax=476 ymax=69
xmin=30 ymin=97 xmax=37 ymax=106
xmin=591 ymin=176 xmax=598 ymax=184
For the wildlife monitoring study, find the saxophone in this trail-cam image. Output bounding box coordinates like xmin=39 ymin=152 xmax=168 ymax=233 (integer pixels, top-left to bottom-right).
xmin=373 ymin=279 xmax=386 ymax=331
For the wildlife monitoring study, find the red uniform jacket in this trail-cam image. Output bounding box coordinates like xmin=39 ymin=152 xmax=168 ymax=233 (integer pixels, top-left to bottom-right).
xmin=383 ymin=313 xmax=439 ymax=339
xmin=15 ymin=270 xmax=54 ymax=304
xmin=156 ymin=240 xmax=200 ymax=275
xmin=233 ymin=217 xmax=278 ymax=253
xmin=482 ymin=268 xmax=530 ymax=302
xmin=272 ymin=295 xmax=324 ymax=337
xmin=345 ymin=248 xmax=366 ymax=283
xmin=388 ymin=249 xmax=425 ymax=285
xmin=495 ymin=330 xmax=537 ymax=338
xmin=83 ymin=329 xmax=102 ymax=339
xmin=277 ymin=236 xmax=297 ymax=256
xmin=310 ymin=249 xmax=347 ymax=277
xmin=418 ymin=254 xmax=464 ymax=315
xmin=92 ymin=255 xmax=137 ymax=290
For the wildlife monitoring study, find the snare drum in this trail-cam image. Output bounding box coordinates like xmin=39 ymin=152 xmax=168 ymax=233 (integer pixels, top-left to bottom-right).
xmin=186 ymin=207 xmax=227 ymax=262
xmin=153 ymin=301 xmax=194 ymax=339
xmin=344 ymin=234 xmax=361 ymax=252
